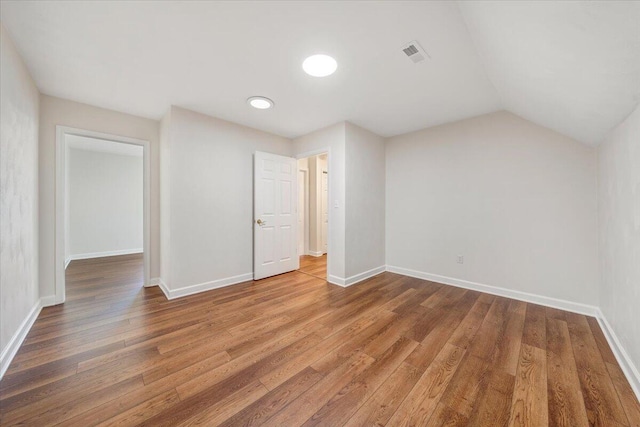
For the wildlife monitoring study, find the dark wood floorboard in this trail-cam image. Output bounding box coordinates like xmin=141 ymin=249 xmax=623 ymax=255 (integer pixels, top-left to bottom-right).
xmin=0 ymin=254 xmax=638 ymax=426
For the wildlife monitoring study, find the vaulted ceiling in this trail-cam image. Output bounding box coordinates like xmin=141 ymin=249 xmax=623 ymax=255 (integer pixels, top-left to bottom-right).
xmin=1 ymin=1 xmax=638 ymax=144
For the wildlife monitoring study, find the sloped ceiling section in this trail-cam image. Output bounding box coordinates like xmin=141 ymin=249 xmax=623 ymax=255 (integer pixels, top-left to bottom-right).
xmin=459 ymin=1 xmax=640 ymax=146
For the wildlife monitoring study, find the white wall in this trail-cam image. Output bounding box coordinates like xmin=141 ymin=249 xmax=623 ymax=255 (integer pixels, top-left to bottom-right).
xmin=159 ymin=109 xmax=172 ymax=288
xmin=39 ymin=95 xmax=160 ymax=299
xmin=160 ymin=106 xmax=291 ymax=292
xmin=0 ymin=25 xmax=40 ymax=371
xmin=598 ymin=103 xmax=640 ymax=376
xmin=345 ymin=123 xmax=385 ymax=277
xmin=293 ymin=123 xmax=346 ymax=281
xmin=386 ymin=111 xmax=599 ymax=305
xmin=68 ymin=148 xmax=143 ymax=258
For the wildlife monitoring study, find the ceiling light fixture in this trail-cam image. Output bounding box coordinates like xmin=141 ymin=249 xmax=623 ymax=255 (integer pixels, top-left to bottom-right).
xmin=247 ymin=96 xmax=274 ymax=109
xmin=302 ymin=54 xmax=337 ymax=77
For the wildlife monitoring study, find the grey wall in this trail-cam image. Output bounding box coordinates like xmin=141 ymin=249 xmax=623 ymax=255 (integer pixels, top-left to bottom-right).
xmin=598 ymin=103 xmax=640 ymax=374
xmin=39 ymin=95 xmax=160 ymax=299
xmin=0 ymin=26 xmax=40 ymax=365
xmin=160 ymin=106 xmax=292 ymax=290
xmin=345 ymin=122 xmax=385 ymax=277
xmin=68 ymin=148 xmax=143 ymax=258
xmin=386 ymin=111 xmax=599 ymax=305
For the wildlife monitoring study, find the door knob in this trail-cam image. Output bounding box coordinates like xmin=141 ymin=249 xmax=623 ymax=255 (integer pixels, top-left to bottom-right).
xmin=256 ymin=219 xmax=265 ymax=225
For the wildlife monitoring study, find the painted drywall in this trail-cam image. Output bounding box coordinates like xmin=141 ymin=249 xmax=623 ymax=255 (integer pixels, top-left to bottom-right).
xmin=160 ymin=106 xmax=291 ymax=290
xmin=386 ymin=111 xmax=599 ymax=305
xmin=68 ymin=147 xmax=143 ymax=258
xmin=598 ymin=103 xmax=640 ymax=374
xmin=0 ymin=26 xmax=40 ymax=362
xmin=159 ymin=109 xmax=172 ymax=286
xmin=293 ymin=123 xmax=346 ymax=280
xmin=345 ymin=123 xmax=385 ymax=277
xmin=39 ymin=95 xmax=160 ymax=299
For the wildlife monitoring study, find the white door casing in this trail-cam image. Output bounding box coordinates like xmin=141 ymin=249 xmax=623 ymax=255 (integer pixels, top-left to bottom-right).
xmin=254 ymin=151 xmax=299 ymax=280
xmin=321 ymin=169 xmax=328 ymax=254
xmin=297 ymin=169 xmax=307 ymax=256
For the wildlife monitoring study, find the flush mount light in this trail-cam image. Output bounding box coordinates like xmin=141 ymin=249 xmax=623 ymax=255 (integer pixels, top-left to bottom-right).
xmin=302 ymin=54 xmax=337 ymax=77
xmin=247 ymin=96 xmax=274 ymax=109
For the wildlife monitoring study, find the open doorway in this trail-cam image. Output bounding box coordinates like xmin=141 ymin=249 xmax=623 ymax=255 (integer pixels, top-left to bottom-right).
xmin=55 ymin=127 xmax=150 ymax=305
xmin=296 ymin=153 xmax=328 ymax=280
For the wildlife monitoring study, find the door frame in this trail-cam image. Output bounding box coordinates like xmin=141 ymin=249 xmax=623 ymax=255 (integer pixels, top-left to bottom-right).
xmin=55 ymin=126 xmax=151 ymax=304
xmin=298 ymin=168 xmax=309 ymax=256
xmin=295 ymin=148 xmax=331 ymax=279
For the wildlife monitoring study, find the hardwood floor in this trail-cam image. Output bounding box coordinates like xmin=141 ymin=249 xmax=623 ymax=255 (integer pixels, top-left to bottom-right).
xmin=298 ymin=254 xmax=327 ymax=279
xmin=1 ymin=254 xmax=639 ymax=426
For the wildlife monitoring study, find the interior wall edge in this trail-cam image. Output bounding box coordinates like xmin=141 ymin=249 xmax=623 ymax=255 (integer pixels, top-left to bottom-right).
xmin=596 ymin=309 xmax=640 ymax=401
xmin=0 ymin=298 xmax=42 ymax=381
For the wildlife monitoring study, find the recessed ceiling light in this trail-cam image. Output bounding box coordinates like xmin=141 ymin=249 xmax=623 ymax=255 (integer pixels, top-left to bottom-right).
xmin=302 ymin=54 xmax=337 ymax=77
xmin=247 ymin=96 xmax=274 ymax=109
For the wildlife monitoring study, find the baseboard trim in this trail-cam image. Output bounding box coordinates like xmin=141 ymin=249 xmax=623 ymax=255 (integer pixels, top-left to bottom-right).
xmin=145 ymin=277 xmax=160 ymax=288
xmin=40 ymin=295 xmax=57 ymax=307
xmin=385 ymin=265 xmax=599 ymax=317
xmin=157 ymin=273 xmax=254 ymax=300
xmin=595 ymin=310 xmax=640 ymax=401
xmin=327 ymin=275 xmax=345 ymax=286
xmin=64 ymin=257 xmax=71 ymax=270
xmin=0 ymin=299 xmax=42 ymax=380
xmin=68 ymin=248 xmax=143 ymax=261
xmin=308 ymin=251 xmax=324 ymax=257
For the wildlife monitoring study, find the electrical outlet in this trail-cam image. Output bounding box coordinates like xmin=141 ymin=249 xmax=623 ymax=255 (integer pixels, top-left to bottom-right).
xmin=457 ymin=255 xmax=464 ymax=264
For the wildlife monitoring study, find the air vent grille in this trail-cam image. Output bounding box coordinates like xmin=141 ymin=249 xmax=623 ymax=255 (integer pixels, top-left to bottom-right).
xmin=403 ymin=45 xmax=419 ymax=56
xmin=401 ymin=40 xmax=429 ymax=64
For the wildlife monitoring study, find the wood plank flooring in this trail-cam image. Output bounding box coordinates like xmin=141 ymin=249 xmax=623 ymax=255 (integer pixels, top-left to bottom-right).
xmin=298 ymin=254 xmax=327 ymax=279
xmin=1 ymin=254 xmax=639 ymax=426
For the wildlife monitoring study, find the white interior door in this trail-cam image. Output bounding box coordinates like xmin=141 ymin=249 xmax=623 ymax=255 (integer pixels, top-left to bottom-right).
xmin=321 ymin=169 xmax=328 ymax=254
xmin=254 ymin=151 xmax=299 ymax=280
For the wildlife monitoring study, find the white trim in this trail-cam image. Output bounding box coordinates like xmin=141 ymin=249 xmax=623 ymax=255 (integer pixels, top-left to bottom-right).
xmin=595 ymin=309 xmax=640 ymax=401
xmin=0 ymin=299 xmax=42 ymax=380
xmin=40 ymin=295 xmax=57 ymax=307
xmin=67 ymin=248 xmax=143 ymax=261
xmin=327 ymin=275 xmax=345 ymax=286
xmin=56 ymin=126 xmax=152 ymax=305
xmin=308 ymin=251 xmax=324 ymax=257
xmin=146 ymin=277 xmax=161 ymax=288
xmin=157 ymin=278 xmax=171 ymax=299
xmin=327 ymin=265 xmax=386 ymax=288
xmin=65 ymin=257 xmax=71 ymax=270
xmin=157 ymin=273 xmax=254 ymax=300
xmin=385 ymin=266 xmax=599 ymax=316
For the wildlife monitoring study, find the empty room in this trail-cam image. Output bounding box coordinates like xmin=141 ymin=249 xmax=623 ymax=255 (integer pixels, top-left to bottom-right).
xmin=0 ymin=1 xmax=638 ymax=426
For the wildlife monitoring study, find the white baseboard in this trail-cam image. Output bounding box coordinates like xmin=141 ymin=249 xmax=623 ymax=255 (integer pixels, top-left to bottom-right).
xmin=64 ymin=257 xmax=71 ymax=270
xmin=145 ymin=277 xmax=160 ymax=288
xmin=157 ymin=273 xmax=254 ymax=300
xmin=0 ymin=299 xmax=42 ymax=380
xmin=68 ymin=248 xmax=143 ymax=261
xmin=595 ymin=310 xmax=640 ymax=401
xmin=40 ymin=295 xmax=57 ymax=307
xmin=385 ymin=266 xmax=599 ymax=317
xmin=308 ymin=251 xmax=324 ymax=257
xmin=327 ymin=275 xmax=345 ymax=286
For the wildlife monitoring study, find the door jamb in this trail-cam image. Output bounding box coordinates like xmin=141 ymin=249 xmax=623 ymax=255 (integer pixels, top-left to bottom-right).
xmin=55 ymin=126 xmax=151 ymax=304
xmin=294 ymin=148 xmax=331 ymax=280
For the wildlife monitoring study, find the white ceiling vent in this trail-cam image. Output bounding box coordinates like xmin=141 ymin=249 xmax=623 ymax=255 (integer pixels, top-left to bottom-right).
xmin=401 ymin=40 xmax=429 ymax=63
